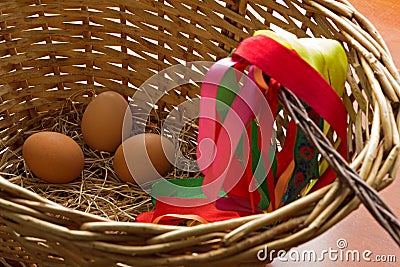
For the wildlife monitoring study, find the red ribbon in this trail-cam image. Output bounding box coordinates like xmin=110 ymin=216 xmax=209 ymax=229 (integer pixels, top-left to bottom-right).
xmin=232 ymin=35 xmax=348 ymax=190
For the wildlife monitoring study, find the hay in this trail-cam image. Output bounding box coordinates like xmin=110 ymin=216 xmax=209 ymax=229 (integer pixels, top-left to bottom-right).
xmin=0 ymin=95 xmax=201 ymax=222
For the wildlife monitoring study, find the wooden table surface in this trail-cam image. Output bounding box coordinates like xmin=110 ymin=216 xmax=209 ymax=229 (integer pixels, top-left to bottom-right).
xmin=269 ymin=0 xmax=400 ymax=266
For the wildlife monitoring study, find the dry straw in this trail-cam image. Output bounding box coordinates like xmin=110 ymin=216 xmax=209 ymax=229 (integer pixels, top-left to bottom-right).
xmin=0 ymin=0 xmax=399 ymax=266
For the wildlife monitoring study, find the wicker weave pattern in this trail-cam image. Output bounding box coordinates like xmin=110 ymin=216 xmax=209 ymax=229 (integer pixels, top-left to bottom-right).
xmin=0 ymin=0 xmax=399 ymax=266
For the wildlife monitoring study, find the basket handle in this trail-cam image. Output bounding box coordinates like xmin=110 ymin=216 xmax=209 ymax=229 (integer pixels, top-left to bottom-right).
xmin=278 ymin=86 xmax=400 ymax=247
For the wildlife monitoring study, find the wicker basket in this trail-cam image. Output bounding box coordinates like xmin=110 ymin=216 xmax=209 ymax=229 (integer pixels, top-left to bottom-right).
xmin=0 ymin=0 xmax=399 ymax=266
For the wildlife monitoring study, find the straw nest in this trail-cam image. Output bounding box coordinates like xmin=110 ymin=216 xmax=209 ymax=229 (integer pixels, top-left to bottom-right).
xmin=0 ymin=93 xmax=201 ymax=222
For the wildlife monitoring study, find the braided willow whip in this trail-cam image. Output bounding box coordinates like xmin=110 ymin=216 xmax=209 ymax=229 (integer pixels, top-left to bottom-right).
xmin=278 ymin=86 xmax=400 ymax=247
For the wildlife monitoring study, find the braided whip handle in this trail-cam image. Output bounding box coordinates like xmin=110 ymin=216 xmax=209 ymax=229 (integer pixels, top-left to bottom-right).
xmin=278 ymin=87 xmax=400 ymax=247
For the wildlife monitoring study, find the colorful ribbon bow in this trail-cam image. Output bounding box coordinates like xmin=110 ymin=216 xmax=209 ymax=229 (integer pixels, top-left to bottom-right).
xmin=137 ymin=33 xmax=348 ymax=225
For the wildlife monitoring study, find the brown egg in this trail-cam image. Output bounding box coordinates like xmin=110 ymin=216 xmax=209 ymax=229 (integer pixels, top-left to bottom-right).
xmin=113 ymin=133 xmax=175 ymax=185
xmin=22 ymin=131 xmax=84 ymax=183
xmin=81 ymin=91 xmax=129 ymax=153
